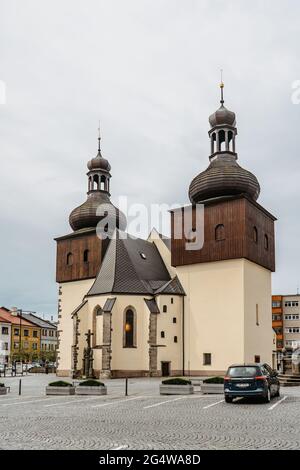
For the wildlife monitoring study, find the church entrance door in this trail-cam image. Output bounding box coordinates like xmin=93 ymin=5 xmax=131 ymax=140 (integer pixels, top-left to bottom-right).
xmin=161 ymin=361 xmax=170 ymax=377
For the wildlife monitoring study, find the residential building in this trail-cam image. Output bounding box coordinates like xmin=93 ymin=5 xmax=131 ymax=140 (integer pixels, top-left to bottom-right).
xmin=272 ymin=295 xmax=300 ymax=350
xmin=0 ymin=315 xmax=11 ymax=365
xmin=21 ymin=313 xmax=58 ymax=355
xmin=0 ymin=307 xmax=41 ymax=360
xmin=56 ymin=84 xmax=276 ymax=378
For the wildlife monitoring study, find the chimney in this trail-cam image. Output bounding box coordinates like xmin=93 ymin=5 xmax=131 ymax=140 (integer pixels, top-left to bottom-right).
xmin=10 ymin=307 xmax=19 ymax=316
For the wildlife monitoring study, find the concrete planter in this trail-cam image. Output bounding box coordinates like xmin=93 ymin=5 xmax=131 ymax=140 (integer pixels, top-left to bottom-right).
xmin=0 ymin=387 xmax=7 ymax=395
xmin=46 ymin=386 xmax=75 ymax=395
xmin=75 ymin=385 xmax=107 ymax=395
xmin=160 ymin=384 xmax=194 ymax=395
xmin=201 ymin=383 xmax=224 ymax=394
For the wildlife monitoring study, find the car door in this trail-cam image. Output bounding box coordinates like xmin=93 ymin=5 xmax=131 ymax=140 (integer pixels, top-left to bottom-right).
xmin=263 ymin=364 xmax=276 ymax=395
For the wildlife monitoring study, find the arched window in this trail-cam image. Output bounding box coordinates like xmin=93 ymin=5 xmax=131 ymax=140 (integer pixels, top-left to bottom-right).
xmin=93 ymin=174 xmax=99 ymax=190
xmin=264 ymin=234 xmax=269 ymax=250
xmin=100 ymin=175 xmax=106 ymax=191
xmin=215 ymin=224 xmax=225 ymax=241
xmin=83 ymin=249 xmax=89 ymax=263
xmin=123 ymin=308 xmax=136 ymax=348
xmin=253 ymin=226 xmax=258 ymax=243
xmin=66 ymin=252 xmax=73 ymax=266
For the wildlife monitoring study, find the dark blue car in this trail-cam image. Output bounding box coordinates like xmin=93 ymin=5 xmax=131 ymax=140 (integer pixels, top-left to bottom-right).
xmin=224 ymin=363 xmax=280 ymax=403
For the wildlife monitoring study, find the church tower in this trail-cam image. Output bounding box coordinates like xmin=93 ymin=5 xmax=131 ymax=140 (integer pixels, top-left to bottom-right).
xmin=55 ymin=132 xmax=126 ymax=376
xmin=171 ymin=83 xmax=276 ymax=374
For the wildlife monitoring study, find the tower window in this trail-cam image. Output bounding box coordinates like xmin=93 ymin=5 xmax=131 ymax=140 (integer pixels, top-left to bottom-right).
xmin=173 ymin=317 xmax=177 ymax=324
xmin=161 ymin=331 xmax=165 ymax=338
xmin=66 ymin=252 xmax=73 ymax=266
xmin=174 ymin=336 xmax=178 ymax=343
xmin=163 ymin=305 xmax=167 ymax=313
xmin=83 ymin=249 xmax=89 ymax=263
xmin=253 ymin=226 xmax=258 ymax=243
xmin=264 ymin=234 xmax=269 ymax=250
xmin=171 ymin=298 xmax=174 ymax=304
xmin=215 ymin=224 xmax=225 ymax=241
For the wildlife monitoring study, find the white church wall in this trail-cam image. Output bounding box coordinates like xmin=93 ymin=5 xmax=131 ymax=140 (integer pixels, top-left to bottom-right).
xmin=57 ymin=278 xmax=94 ymax=376
xmin=243 ymin=259 xmax=273 ymax=365
xmin=176 ymin=259 xmax=245 ymax=375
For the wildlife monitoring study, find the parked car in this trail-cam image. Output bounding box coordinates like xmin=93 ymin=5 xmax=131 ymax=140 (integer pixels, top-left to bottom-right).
xmin=224 ymin=363 xmax=280 ymax=403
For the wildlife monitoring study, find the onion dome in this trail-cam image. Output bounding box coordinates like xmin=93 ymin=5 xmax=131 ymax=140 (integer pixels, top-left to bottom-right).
xmin=69 ymin=192 xmax=127 ymax=231
xmin=189 ymin=80 xmax=260 ymax=204
xmin=69 ymin=127 xmax=127 ymax=232
xmin=189 ymin=155 xmax=260 ymax=203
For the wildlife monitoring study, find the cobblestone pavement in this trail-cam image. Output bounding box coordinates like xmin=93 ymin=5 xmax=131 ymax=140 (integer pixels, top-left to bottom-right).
xmin=0 ymin=374 xmax=300 ymax=450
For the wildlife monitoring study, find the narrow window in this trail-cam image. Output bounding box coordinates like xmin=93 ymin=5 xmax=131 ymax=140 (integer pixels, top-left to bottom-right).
xmin=163 ymin=305 xmax=167 ymax=313
xmin=264 ymin=234 xmax=269 ymax=250
xmin=161 ymin=331 xmax=165 ymax=339
xmin=67 ymin=252 xmax=73 ymax=266
xmin=174 ymin=336 xmax=178 ymax=343
xmin=256 ymin=304 xmax=259 ymax=326
xmin=253 ymin=226 xmax=258 ymax=243
xmin=215 ymin=224 xmax=225 ymax=241
xmin=171 ymin=298 xmax=174 ymax=304
xmin=173 ymin=317 xmax=177 ymax=324
xmin=203 ymin=353 xmax=211 ymax=365
xmin=254 ymin=355 xmax=260 ymax=363
xmin=124 ymin=309 xmax=135 ymax=348
xmin=83 ymin=249 xmax=89 ymax=263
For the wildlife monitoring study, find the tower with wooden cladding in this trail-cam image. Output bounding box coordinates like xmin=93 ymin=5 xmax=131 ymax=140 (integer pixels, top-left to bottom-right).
xmin=55 ymin=131 xmax=126 ymax=376
xmin=171 ymin=82 xmax=276 ymax=374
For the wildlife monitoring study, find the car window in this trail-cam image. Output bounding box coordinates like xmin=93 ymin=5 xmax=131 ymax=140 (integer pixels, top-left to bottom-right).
xmin=227 ymin=366 xmax=259 ymax=377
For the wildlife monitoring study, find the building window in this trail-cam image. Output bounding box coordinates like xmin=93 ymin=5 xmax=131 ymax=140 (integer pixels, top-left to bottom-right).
xmin=124 ymin=308 xmax=136 ymax=348
xmin=171 ymin=298 xmax=174 ymax=304
xmin=254 ymin=355 xmax=260 ymax=363
xmin=174 ymin=336 xmax=178 ymax=343
xmin=256 ymin=304 xmax=259 ymax=326
xmin=215 ymin=224 xmax=225 ymax=241
xmin=83 ymin=249 xmax=89 ymax=263
xmin=33 ymin=330 xmax=38 ymax=338
xmin=173 ymin=317 xmax=177 ymax=324
xmin=285 ymin=327 xmax=300 ymax=334
xmin=23 ymin=341 xmax=29 ymax=349
xmin=272 ymin=314 xmax=282 ymax=321
xmin=24 ymin=330 xmax=29 ymax=337
xmin=92 ymin=305 xmax=102 ymax=348
xmin=264 ymin=234 xmax=269 ymax=250
xmin=163 ymin=305 xmax=167 ymax=313
xmin=272 ymin=301 xmax=281 ymax=308
xmin=32 ymin=343 xmax=38 ymax=350
xmin=67 ymin=252 xmax=73 ymax=266
xmin=3 ymin=342 xmax=8 ymax=351
xmin=253 ymin=226 xmax=258 ymax=243
xmin=161 ymin=331 xmax=165 ymax=339
xmin=203 ymin=353 xmax=211 ymax=365
xmin=1 ymin=327 xmax=9 ymax=335
xmin=13 ymin=342 xmax=19 ymax=349
xmin=284 ymin=314 xmax=299 ymax=320
xmin=14 ymin=328 xmax=19 ymax=336
xmin=284 ymin=301 xmax=298 ymax=307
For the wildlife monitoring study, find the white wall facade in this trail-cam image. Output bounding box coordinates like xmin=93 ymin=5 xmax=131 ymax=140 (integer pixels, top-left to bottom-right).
xmin=0 ymin=321 xmax=11 ymax=365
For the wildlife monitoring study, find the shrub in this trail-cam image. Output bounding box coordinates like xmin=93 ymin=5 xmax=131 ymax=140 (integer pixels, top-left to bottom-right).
xmin=203 ymin=376 xmax=224 ymax=384
xmin=0 ymin=383 xmax=5 ymax=388
xmin=162 ymin=377 xmax=191 ymax=385
xmin=78 ymin=380 xmax=104 ymax=387
xmin=48 ymin=380 xmax=73 ymax=387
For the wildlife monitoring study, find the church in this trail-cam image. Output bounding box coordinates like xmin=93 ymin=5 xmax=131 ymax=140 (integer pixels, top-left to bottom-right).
xmin=55 ymin=84 xmax=276 ymax=378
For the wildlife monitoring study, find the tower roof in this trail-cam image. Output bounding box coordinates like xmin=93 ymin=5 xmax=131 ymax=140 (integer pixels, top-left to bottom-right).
xmin=189 ymin=83 xmax=260 ymax=204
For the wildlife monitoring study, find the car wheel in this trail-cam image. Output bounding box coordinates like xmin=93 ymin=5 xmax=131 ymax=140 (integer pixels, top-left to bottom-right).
xmin=225 ymin=396 xmax=233 ymax=403
xmin=264 ymin=388 xmax=271 ymax=403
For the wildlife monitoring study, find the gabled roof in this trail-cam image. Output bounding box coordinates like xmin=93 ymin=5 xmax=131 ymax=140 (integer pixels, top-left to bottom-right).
xmin=153 ymin=276 xmax=185 ymax=295
xmin=21 ymin=313 xmax=57 ymax=329
xmin=87 ymin=230 xmax=183 ymax=296
xmin=0 ymin=315 xmax=11 ymax=324
xmin=103 ymin=298 xmax=116 ymax=313
xmin=144 ymin=298 xmax=160 ymax=314
xmin=0 ymin=309 xmax=36 ymax=326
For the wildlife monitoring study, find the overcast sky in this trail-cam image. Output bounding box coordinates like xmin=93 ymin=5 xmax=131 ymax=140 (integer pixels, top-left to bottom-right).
xmin=0 ymin=0 xmax=300 ymax=318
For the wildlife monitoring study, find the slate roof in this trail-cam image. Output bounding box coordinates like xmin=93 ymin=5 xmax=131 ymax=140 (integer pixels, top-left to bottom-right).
xmin=103 ymin=298 xmax=116 ymax=313
xmin=87 ymin=230 xmax=184 ymax=296
xmin=144 ymin=298 xmax=160 ymax=314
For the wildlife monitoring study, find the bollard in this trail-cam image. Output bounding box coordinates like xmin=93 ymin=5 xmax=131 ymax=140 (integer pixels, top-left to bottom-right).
xmin=125 ymin=377 xmax=128 ymax=396
xmin=19 ymin=379 xmax=22 ymax=396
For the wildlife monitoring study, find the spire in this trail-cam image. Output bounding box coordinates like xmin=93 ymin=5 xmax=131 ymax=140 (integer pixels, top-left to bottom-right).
xmin=97 ymin=120 xmax=101 ymax=155
xmin=220 ymin=69 xmax=224 ymax=105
